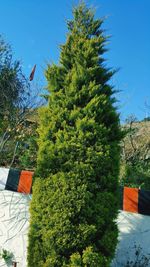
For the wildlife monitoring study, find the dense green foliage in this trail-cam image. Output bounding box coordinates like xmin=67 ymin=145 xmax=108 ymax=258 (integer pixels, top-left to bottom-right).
xmin=28 ymin=3 xmax=122 ymax=267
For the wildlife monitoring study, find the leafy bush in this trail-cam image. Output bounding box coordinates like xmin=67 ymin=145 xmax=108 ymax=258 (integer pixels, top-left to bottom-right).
xmin=0 ymin=249 xmax=14 ymax=263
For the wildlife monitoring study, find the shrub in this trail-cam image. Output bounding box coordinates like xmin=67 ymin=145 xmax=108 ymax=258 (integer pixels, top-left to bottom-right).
xmin=28 ymin=2 xmax=122 ymax=266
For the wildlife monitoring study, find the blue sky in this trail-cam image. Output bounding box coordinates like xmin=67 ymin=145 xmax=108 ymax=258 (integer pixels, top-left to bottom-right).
xmin=0 ymin=0 xmax=150 ymax=121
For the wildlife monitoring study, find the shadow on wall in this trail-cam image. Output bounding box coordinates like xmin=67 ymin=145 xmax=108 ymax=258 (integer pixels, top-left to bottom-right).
xmin=111 ymin=211 xmax=150 ymax=267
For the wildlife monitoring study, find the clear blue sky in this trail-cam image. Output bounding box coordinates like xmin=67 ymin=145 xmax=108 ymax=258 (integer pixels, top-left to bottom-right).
xmin=0 ymin=0 xmax=150 ymax=121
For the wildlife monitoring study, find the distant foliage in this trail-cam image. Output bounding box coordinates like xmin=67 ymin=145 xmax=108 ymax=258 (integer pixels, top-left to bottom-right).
xmin=142 ymin=117 xmax=150 ymax=122
xmin=0 ymin=36 xmax=40 ymax=170
xmin=120 ymin=117 xmax=150 ymax=189
xmin=0 ymin=35 xmax=29 ymax=131
xmin=28 ymin=3 xmax=122 ymax=267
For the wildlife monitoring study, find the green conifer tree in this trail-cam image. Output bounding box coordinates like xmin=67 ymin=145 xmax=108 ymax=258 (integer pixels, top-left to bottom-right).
xmin=28 ymin=3 xmax=122 ymax=267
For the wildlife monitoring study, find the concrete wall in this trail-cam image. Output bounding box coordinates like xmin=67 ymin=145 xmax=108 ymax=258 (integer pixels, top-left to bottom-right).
xmin=111 ymin=211 xmax=150 ymax=267
xmin=1 ymin=191 xmax=150 ymax=267
xmin=0 ymin=190 xmax=31 ymax=267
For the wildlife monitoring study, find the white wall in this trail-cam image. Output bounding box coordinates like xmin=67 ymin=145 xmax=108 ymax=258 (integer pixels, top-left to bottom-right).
xmin=1 ymin=192 xmax=150 ymax=267
xmin=111 ymin=210 xmax=150 ymax=267
xmin=0 ymin=190 xmax=31 ymax=267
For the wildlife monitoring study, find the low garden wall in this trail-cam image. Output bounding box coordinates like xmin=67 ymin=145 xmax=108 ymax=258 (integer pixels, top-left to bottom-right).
xmin=0 ymin=190 xmax=30 ymax=267
xmin=0 ymin=168 xmax=150 ymax=266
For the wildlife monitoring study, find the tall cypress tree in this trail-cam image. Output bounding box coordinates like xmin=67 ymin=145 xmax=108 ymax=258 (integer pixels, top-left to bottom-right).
xmin=28 ymin=3 xmax=122 ymax=267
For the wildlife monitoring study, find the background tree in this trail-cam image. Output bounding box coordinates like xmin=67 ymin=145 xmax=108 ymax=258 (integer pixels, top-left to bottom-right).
xmin=28 ymin=3 xmax=122 ymax=267
xmin=0 ymin=36 xmax=27 ymax=129
xmin=0 ymin=35 xmax=41 ymax=169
